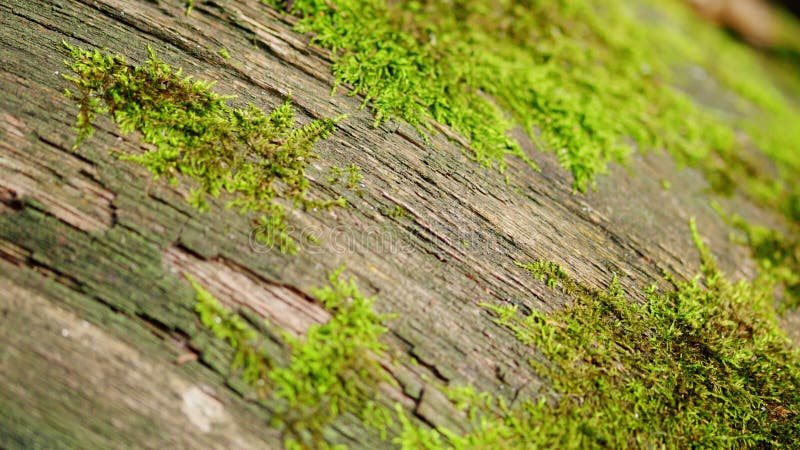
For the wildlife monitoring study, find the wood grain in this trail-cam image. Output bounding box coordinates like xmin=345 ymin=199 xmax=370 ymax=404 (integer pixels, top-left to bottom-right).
xmin=0 ymin=0 xmax=790 ymax=447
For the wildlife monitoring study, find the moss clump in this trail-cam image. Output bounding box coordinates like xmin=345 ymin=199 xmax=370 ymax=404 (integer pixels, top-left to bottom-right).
xmin=251 ymin=1 xmax=735 ymax=192
xmin=327 ymin=164 xmax=363 ymax=190
xmin=63 ymin=43 xmax=345 ymax=253
xmin=715 ymin=205 xmax=800 ymax=311
xmin=188 ymin=268 xmax=392 ymax=449
xmin=262 ymin=0 xmax=799 ymax=216
xmin=393 ymin=220 xmax=800 ymax=448
xmin=257 ymin=0 xmax=800 ymax=308
xmin=383 ymin=205 xmax=406 ymax=219
xmin=736 ymin=223 xmax=799 ymax=311
xmin=188 ymin=274 xmax=272 ymax=394
xmin=265 ymin=0 xmax=800 ymax=320
xmin=271 ymin=267 xmax=394 ymax=447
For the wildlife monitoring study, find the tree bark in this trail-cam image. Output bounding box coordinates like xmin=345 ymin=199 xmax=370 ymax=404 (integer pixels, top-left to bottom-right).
xmin=0 ymin=0 xmax=795 ymax=448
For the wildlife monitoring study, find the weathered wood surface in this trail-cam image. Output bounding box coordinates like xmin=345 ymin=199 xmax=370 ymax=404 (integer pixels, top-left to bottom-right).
xmin=0 ymin=0 xmax=794 ymax=448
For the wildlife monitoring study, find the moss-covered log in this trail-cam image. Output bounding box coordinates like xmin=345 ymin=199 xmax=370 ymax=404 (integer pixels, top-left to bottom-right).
xmin=1 ymin=0 xmax=798 ymax=448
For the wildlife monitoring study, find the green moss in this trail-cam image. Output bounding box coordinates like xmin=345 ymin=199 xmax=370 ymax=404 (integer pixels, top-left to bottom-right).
xmin=188 ymin=274 xmax=272 ymax=394
xmin=328 ymin=163 xmax=363 ymax=190
xmin=188 ymin=267 xmax=393 ymax=449
xmin=255 ymin=0 xmax=800 ymax=309
xmin=394 ymin=404 xmax=446 ymax=450
xmin=271 ymin=266 xmax=394 ymax=447
xmin=260 ymin=0 xmax=799 ymax=216
xmin=713 ymin=204 xmax=800 ymax=311
xmin=260 ymin=0 xmax=800 ymax=322
xmin=634 ymin=1 xmax=800 ymax=222
xmin=218 ymin=48 xmax=231 ymax=59
xmin=185 ymin=218 xmax=800 ymax=448
xmin=386 ymin=205 xmax=406 ymax=219
xmin=62 ymin=43 xmax=345 ymax=254
xmin=392 ymin=220 xmax=800 ymax=448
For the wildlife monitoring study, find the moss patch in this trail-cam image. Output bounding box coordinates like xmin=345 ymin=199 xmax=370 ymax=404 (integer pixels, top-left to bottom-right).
xmin=263 ymin=0 xmax=798 ymax=204
xmin=637 ymin=1 xmax=800 ymax=222
xmin=392 ymin=221 xmax=800 ymax=448
xmin=272 ymin=267 xmax=394 ymax=447
xmin=327 ymin=163 xmax=364 ymax=190
xmin=63 ymin=43 xmax=345 ymax=253
xmin=189 ymin=274 xmax=272 ymax=393
xmin=189 ymin=267 xmax=393 ymax=449
xmin=714 ymin=204 xmax=800 ymax=311
xmin=260 ymin=0 xmax=800 ymax=315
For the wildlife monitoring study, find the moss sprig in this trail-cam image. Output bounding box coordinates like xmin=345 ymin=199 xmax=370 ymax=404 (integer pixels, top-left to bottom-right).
xmin=63 ymin=43 xmax=345 ymax=253
xmin=188 ymin=274 xmax=272 ymax=393
xmin=271 ymin=266 xmax=394 ymax=447
xmin=327 ymin=164 xmax=363 ymax=190
xmin=188 ymin=267 xmax=393 ymax=449
xmin=713 ymin=203 xmax=800 ymax=311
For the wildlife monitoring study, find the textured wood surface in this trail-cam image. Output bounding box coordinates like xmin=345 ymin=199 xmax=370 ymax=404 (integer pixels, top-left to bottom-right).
xmin=0 ymin=0 xmax=792 ymax=448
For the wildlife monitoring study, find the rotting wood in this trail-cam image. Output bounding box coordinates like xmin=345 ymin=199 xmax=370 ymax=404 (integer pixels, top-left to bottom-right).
xmin=0 ymin=0 xmax=795 ymax=448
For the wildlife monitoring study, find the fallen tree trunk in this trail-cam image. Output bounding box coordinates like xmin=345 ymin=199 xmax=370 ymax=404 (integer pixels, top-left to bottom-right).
xmin=1 ymin=0 xmax=797 ymax=448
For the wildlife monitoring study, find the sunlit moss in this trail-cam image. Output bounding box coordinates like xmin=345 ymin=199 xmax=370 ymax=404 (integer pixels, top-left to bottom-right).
xmin=260 ymin=0 xmax=800 ymax=314
xmin=270 ymin=267 xmax=394 ymax=447
xmin=635 ymin=0 xmax=800 ymax=222
xmin=188 ymin=267 xmax=393 ymax=449
xmin=188 ymin=274 xmax=272 ymax=394
xmin=263 ymin=0 xmax=798 ymax=204
xmin=63 ymin=43 xmax=345 ymax=253
xmin=393 ymin=220 xmax=800 ymax=448
xmin=714 ymin=203 xmax=800 ymax=311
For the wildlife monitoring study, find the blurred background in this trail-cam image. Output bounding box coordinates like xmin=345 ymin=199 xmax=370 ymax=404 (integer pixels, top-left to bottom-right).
xmin=689 ymin=0 xmax=800 ymax=49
